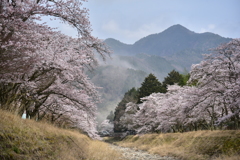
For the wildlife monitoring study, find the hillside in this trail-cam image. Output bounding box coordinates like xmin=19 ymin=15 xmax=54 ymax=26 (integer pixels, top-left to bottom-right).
xmin=1 ymin=110 xmax=239 ymax=160
xmin=87 ymin=65 xmax=147 ymax=122
xmin=0 ymin=110 xmax=122 ymax=160
xmin=104 ymin=38 xmax=131 ymax=55
xmin=110 ymin=130 xmax=240 ymax=160
xmin=117 ymin=53 xmax=175 ymax=80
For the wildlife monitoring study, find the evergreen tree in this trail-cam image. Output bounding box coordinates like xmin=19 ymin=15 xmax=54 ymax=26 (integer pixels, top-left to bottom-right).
xmin=106 ymin=111 xmax=114 ymax=123
xmin=162 ymin=70 xmax=185 ymax=92
xmin=137 ymin=73 xmax=163 ymax=103
xmin=181 ymin=73 xmax=190 ymax=85
xmin=113 ymin=87 xmax=138 ymax=132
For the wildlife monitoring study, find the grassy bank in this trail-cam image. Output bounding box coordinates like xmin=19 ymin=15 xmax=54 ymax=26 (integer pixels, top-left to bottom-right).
xmin=0 ymin=110 xmax=122 ymax=160
xmin=112 ymin=130 xmax=240 ymax=160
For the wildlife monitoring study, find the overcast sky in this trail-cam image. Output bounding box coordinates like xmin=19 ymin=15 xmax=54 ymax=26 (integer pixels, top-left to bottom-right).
xmin=50 ymin=0 xmax=240 ymax=44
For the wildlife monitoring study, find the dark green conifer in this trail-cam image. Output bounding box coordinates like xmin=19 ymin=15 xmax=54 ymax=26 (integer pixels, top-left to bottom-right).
xmin=106 ymin=111 xmax=114 ymax=122
xmin=162 ymin=70 xmax=185 ymax=92
xmin=137 ymin=73 xmax=163 ymax=103
xmin=114 ymin=87 xmax=138 ymax=132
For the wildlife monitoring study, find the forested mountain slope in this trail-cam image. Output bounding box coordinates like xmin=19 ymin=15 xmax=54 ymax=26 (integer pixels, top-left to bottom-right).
xmin=87 ymin=65 xmax=147 ymax=122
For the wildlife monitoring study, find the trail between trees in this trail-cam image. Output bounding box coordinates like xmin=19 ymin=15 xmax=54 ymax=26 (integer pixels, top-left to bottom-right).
xmin=110 ymin=144 xmax=177 ymax=160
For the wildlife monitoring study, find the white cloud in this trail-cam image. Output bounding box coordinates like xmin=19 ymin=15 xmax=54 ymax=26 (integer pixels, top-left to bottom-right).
xmin=102 ymin=20 xmax=120 ymax=33
xmin=208 ymin=24 xmax=215 ymax=30
xmin=200 ymin=24 xmax=216 ymax=33
xmin=127 ymin=23 xmax=159 ymax=39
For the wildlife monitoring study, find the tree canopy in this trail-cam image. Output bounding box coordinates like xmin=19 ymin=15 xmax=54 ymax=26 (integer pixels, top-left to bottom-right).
xmin=162 ymin=70 xmax=185 ymax=92
xmin=137 ymin=73 xmax=163 ymax=103
xmin=114 ymin=87 xmax=138 ymax=132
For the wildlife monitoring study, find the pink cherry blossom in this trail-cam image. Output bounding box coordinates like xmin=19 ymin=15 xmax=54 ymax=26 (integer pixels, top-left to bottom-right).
xmin=0 ymin=0 xmax=110 ymax=138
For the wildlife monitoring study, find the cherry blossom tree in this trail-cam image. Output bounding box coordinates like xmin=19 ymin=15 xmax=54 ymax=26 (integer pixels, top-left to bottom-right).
xmin=118 ymin=102 xmax=138 ymax=131
xmin=99 ymin=119 xmax=114 ymax=133
xmin=189 ymin=39 xmax=240 ymax=129
xmin=0 ymin=0 xmax=108 ymax=79
xmin=127 ymin=84 xmax=220 ymax=134
xmin=0 ymin=0 xmax=110 ymax=138
xmin=129 ymin=85 xmax=193 ymax=133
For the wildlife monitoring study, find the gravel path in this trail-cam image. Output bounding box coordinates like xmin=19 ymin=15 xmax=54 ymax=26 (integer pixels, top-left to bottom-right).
xmin=110 ymin=145 xmax=177 ymax=160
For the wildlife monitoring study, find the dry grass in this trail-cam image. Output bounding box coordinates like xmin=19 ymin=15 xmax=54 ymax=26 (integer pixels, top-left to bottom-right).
xmin=114 ymin=130 xmax=240 ymax=160
xmin=87 ymin=140 xmax=123 ymax=160
xmin=0 ymin=109 xmax=123 ymax=160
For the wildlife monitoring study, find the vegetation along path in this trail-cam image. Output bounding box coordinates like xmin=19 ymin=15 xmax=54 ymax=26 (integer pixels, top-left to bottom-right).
xmin=110 ymin=144 xmax=177 ymax=160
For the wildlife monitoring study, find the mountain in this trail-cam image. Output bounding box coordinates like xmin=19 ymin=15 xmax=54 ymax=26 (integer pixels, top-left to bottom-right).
xmin=105 ymin=24 xmax=232 ymax=56
xmin=104 ymin=38 xmax=131 ymax=55
xmin=104 ymin=24 xmax=232 ymax=71
xmin=132 ymin=24 xmax=232 ymax=56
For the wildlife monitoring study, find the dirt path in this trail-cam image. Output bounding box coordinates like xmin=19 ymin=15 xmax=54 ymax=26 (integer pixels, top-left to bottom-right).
xmin=110 ymin=144 xmax=177 ymax=160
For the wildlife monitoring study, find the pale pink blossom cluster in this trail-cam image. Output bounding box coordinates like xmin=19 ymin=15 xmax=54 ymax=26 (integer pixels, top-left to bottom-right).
xmin=0 ymin=0 xmax=109 ymax=138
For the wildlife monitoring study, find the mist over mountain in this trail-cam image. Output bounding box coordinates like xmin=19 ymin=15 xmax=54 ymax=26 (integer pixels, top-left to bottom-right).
xmin=116 ymin=54 xmax=175 ymax=81
xmin=87 ymin=65 xmax=147 ymax=122
xmin=91 ymin=24 xmax=232 ymax=123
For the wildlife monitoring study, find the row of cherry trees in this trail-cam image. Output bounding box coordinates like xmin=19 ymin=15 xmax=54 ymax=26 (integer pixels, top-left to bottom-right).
xmin=0 ymin=0 xmax=109 ymax=138
xmin=120 ymin=39 xmax=240 ymax=133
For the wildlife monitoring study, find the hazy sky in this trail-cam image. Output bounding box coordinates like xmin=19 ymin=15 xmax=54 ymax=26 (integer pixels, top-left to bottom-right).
xmin=50 ymin=0 xmax=240 ymax=44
